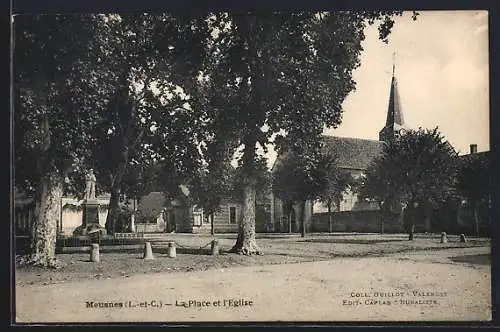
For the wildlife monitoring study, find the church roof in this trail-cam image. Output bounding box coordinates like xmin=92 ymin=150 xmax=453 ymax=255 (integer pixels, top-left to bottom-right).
xmin=272 ymin=135 xmax=384 ymax=173
xmin=386 ymin=75 xmax=404 ymax=127
xmin=322 ymin=136 xmax=385 ymax=170
xmin=379 ymin=70 xmax=406 ymax=141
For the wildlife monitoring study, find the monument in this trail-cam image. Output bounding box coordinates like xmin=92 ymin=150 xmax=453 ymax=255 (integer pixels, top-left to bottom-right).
xmin=80 ymin=169 xmax=106 ymax=236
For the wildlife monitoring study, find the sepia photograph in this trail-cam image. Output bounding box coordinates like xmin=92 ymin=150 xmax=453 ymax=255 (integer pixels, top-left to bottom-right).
xmin=12 ymin=9 xmax=491 ymax=323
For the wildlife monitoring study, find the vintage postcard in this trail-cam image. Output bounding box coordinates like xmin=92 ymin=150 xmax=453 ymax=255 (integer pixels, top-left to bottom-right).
xmin=12 ymin=9 xmax=491 ymax=323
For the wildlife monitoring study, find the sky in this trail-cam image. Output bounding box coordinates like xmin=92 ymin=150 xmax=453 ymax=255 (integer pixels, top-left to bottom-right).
xmin=262 ymin=10 xmax=490 ymax=169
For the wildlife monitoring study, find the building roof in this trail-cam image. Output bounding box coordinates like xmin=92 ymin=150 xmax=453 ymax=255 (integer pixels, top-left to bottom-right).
xmin=322 ymin=136 xmax=384 ymax=170
xmin=379 ymin=72 xmax=407 ymax=141
xmin=385 ymin=75 xmax=404 ymax=127
xmin=272 ymin=135 xmax=385 ymax=172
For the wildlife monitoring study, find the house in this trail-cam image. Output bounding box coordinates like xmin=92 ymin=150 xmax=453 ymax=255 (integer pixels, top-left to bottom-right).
xmin=454 ymin=144 xmax=491 ymax=236
xmin=128 ymin=190 xmax=273 ymax=234
xmin=13 ymin=181 xmax=274 ymax=236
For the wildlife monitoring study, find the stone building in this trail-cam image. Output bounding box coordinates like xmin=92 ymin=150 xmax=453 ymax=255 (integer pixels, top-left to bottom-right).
xmin=272 ymin=65 xmax=408 ymax=233
xmin=128 ymin=191 xmax=273 ymax=234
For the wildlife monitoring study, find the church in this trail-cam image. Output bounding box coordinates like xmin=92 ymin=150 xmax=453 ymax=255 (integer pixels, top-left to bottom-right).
xmin=271 ymin=64 xmax=408 ymax=233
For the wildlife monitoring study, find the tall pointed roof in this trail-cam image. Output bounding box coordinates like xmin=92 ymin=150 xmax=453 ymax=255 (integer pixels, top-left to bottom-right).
xmin=385 ymin=73 xmax=404 ymax=127
xmin=379 ymin=59 xmax=405 ymax=141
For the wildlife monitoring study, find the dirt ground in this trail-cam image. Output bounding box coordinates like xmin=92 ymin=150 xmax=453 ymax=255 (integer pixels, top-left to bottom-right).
xmin=16 ymin=233 xmax=489 ymax=286
xmin=15 ymin=233 xmax=492 ymax=323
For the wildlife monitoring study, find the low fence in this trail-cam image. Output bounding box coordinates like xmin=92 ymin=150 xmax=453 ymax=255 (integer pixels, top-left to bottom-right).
xmin=134 ymin=223 xmax=164 ymax=233
xmin=15 ymin=234 xmax=148 ymax=255
xmin=311 ymin=210 xmax=404 ymax=233
xmin=192 ymin=223 xmax=239 ymax=234
xmin=56 ymin=233 xmax=146 ymax=251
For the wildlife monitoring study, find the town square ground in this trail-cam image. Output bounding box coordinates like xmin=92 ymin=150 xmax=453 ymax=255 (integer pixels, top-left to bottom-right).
xmin=15 ymin=233 xmax=491 ymax=323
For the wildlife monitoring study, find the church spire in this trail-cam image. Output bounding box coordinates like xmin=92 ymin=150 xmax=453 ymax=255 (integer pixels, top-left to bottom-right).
xmin=379 ymin=53 xmax=405 ymax=142
xmin=392 ymin=51 xmax=395 ymax=77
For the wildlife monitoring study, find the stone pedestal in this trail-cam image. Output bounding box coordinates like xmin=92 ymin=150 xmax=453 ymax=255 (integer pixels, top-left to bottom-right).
xmin=81 ymin=199 xmax=101 ymax=235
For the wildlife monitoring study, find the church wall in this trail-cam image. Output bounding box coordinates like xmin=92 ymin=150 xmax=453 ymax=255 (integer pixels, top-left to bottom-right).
xmin=311 ymin=210 xmax=403 ymax=233
xmin=313 ymin=168 xmax=375 ymax=213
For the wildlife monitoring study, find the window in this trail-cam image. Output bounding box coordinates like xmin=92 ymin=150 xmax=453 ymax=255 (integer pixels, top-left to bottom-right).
xmin=229 ymin=207 xmax=236 ymax=224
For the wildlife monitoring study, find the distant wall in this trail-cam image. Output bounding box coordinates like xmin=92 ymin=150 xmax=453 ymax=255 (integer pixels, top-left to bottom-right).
xmin=60 ymin=197 xmax=109 ymax=235
xmin=60 ymin=208 xmax=108 ymax=235
xmin=193 ymin=223 xmax=239 ymax=234
xmin=272 ymin=199 xmax=313 ymax=233
xmin=311 ymin=210 xmax=403 ymax=233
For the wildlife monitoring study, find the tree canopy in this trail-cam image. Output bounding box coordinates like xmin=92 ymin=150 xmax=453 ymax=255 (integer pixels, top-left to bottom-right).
xmin=14 ymin=11 xmax=417 ymax=263
xmin=199 ymin=11 xmax=415 ymax=253
xmin=361 ymin=128 xmax=458 ymax=207
xmin=359 ymin=127 xmax=458 ymax=237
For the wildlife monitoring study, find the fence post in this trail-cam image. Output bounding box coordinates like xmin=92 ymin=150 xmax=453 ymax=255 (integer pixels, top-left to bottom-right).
xmin=90 ymin=243 xmax=100 ymax=262
xmin=440 ymin=232 xmax=448 ymax=244
xmin=143 ymin=241 xmax=154 ymax=260
xmin=211 ymin=239 xmax=219 ymax=256
xmin=167 ymin=241 xmax=176 ymax=258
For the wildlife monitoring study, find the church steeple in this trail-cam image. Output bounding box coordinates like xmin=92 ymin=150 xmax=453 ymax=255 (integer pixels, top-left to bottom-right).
xmin=379 ymin=53 xmax=405 ymax=142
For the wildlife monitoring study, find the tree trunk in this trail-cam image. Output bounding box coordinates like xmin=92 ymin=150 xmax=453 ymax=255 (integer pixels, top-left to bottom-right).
xmin=286 ymin=201 xmax=293 ymax=233
xmin=186 ymin=199 xmax=194 ymax=233
xmin=380 ymin=201 xmax=387 ymax=234
xmin=472 ymin=199 xmax=480 ymax=236
xmin=230 ymin=182 xmax=261 ymax=255
xmin=230 ymin=135 xmax=260 ymax=255
xmin=105 ymin=153 xmax=128 ymax=234
xmin=210 ymin=213 xmax=215 ymax=236
xmin=424 ymin=203 xmax=432 ymax=233
xmin=28 ymin=171 xmax=63 ymax=268
xmin=327 ymin=203 xmax=333 ymax=233
xmin=300 ymin=201 xmax=306 ymax=238
xmin=24 ymin=110 xmax=65 ymax=268
xmin=294 ymin=210 xmax=300 ymax=234
xmin=105 ymin=186 xmax=121 ymax=234
xmin=380 ymin=212 xmax=385 ymax=234
xmin=408 ymin=204 xmax=415 ymax=241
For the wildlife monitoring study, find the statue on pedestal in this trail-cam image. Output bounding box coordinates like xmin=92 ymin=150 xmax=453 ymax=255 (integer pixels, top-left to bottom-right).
xmin=85 ymin=169 xmax=97 ymax=201
xmin=73 ymin=168 xmax=107 ymax=236
xmin=80 ymin=168 xmax=105 ymax=235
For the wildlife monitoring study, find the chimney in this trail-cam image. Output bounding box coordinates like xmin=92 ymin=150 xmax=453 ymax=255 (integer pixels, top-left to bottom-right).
xmin=470 ymin=144 xmax=478 ymax=154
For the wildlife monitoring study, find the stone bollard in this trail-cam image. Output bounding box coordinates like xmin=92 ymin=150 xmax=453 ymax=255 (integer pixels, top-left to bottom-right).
xmin=90 ymin=243 xmax=100 ymax=263
xmin=440 ymin=232 xmax=448 ymax=244
xmin=167 ymin=241 xmax=176 ymax=258
xmin=211 ymin=239 xmax=219 ymax=256
xmin=459 ymin=234 xmax=467 ymax=243
xmin=143 ymin=241 xmax=154 ymax=260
